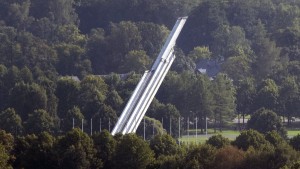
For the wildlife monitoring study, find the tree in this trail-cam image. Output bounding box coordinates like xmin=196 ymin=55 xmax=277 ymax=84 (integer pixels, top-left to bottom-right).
xmin=149 ymin=134 xmax=180 ymax=157
xmin=0 ymin=1 xmax=10 ymax=22
xmin=3 ymin=66 xmax=20 ymax=92
xmin=0 ymin=130 xmax=14 ymax=154
xmin=13 ymin=132 xmax=57 ymax=169
xmin=62 ymin=106 xmax=84 ymax=132
xmin=187 ymin=46 xmax=212 ymax=61
xmin=212 ymin=73 xmax=236 ymax=132
xmin=86 ymin=28 xmax=107 ymax=73
xmin=92 ymin=130 xmax=116 ymax=169
xmin=222 ymin=54 xmax=252 ymax=83
xmin=178 ymin=0 xmax=229 ymax=53
xmin=0 ymin=130 xmax=14 ymax=168
xmin=107 ymin=21 xmax=142 ymax=72
xmin=252 ymin=37 xmax=281 ymax=80
xmin=206 ymin=134 xmax=230 ymax=149
xmin=247 ymin=108 xmax=287 ymax=138
xmin=91 ymin=104 xmax=118 ymax=133
xmin=19 ymin=66 xmax=33 ymax=84
xmin=211 ymin=25 xmax=252 ymax=59
xmin=278 ymin=76 xmax=299 ymax=125
xmin=0 ymin=27 xmax=16 ymax=66
xmin=0 ymin=108 xmax=22 ymax=135
xmin=290 ymin=134 xmax=300 ymax=151
xmin=214 ymin=146 xmax=245 ymax=169
xmin=105 ymin=89 xmax=123 ymax=113
xmin=289 ymin=161 xmax=300 ymax=169
xmin=241 ymin=146 xmax=275 ymax=169
xmin=0 ymin=144 xmax=12 ymax=169
xmin=265 ymin=130 xmax=285 ymax=146
xmin=268 ymin=142 xmax=299 ymax=169
xmin=120 ymin=50 xmax=151 ymax=73
xmin=146 ymin=100 xmax=180 ymax=137
xmin=156 ymin=71 xmax=191 ymax=116
xmin=37 ymin=77 xmax=59 ymax=121
xmin=136 ymin=22 xmax=169 ymax=58
xmin=241 ymin=137 xmax=299 ymax=169
xmin=55 ymin=44 xmax=91 ymax=78
xmin=275 ymin=21 xmax=300 ymax=62
xmin=56 ymin=77 xmax=80 ymax=119
xmin=76 ymin=0 xmax=192 ymax=33
xmin=55 ymin=128 xmax=102 ymax=169
xmin=80 ymin=75 xmax=108 ymax=101
xmin=79 ymin=75 xmax=109 ymax=119
xmin=88 ymin=21 xmax=142 ymax=73
xmin=0 ymin=64 xmax=8 ymax=110
xmin=183 ymin=144 xmax=216 ymax=169
xmin=7 ymin=0 xmax=33 ymax=31
xmin=136 ymin=116 xmax=164 ymax=139
xmin=226 ymin=0 xmax=260 ymax=32
xmin=149 ymin=154 xmax=183 ymax=169
xmin=254 ymin=79 xmax=279 ymax=112
xmin=8 ymin=31 xmax=57 ymax=72
xmin=189 ymin=74 xmax=214 ymax=133
xmin=117 ymin=72 xmax=143 ymax=100
xmin=233 ymin=129 xmax=270 ymax=151
xmin=25 ymin=109 xmax=55 ymax=134
xmin=8 ymin=82 xmax=47 ymax=120
xmin=49 ymin=0 xmax=78 ymax=25
xmin=271 ymin=3 xmax=300 ymax=36
xmin=104 ymin=73 xmax=122 ymax=90
xmin=235 ymin=77 xmax=256 ymax=126
xmin=112 ymin=134 xmax=154 ymax=169
xmin=171 ymin=48 xmax=196 ymax=72
xmin=29 ymin=17 xmax=57 ymax=41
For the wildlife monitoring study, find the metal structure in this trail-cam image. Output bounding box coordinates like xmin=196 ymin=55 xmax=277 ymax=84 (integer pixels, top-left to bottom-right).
xmin=111 ymin=17 xmax=188 ymax=135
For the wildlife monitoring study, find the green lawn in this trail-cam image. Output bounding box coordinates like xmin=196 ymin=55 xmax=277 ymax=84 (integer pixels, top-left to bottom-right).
xmin=178 ymin=129 xmax=300 ymax=144
xmin=287 ymin=130 xmax=300 ymax=137
xmin=179 ymin=130 xmax=240 ymax=144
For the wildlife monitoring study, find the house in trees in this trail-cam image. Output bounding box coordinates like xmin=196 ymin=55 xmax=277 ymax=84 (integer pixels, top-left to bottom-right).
xmin=196 ymin=58 xmax=223 ymax=78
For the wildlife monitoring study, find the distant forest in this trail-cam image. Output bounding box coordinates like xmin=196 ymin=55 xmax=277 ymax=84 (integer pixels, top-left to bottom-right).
xmin=0 ymin=0 xmax=300 ymax=136
xmin=0 ymin=0 xmax=299 ymax=135
xmin=1 ymin=0 xmax=300 ymax=168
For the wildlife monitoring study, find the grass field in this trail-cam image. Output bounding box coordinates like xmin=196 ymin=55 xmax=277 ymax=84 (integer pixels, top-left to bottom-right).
xmin=178 ymin=129 xmax=300 ymax=144
xmin=287 ymin=130 xmax=300 ymax=137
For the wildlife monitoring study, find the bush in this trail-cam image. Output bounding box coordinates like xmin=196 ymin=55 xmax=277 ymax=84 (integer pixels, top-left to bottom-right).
xmin=206 ymin=134 xmax=230 ymax=149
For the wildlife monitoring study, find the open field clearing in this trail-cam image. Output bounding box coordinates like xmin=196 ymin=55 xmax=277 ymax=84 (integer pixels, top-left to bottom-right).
xmin=179 ymin=129 xmax=300 ymax=144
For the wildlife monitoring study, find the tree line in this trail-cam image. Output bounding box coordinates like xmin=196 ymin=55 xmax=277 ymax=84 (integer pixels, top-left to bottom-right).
xmin=1 ymin=128 xmax=300 ymax=169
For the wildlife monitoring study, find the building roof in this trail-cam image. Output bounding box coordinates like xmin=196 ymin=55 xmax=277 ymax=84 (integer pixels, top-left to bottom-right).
xmin=196 ymin=58 xmax=222 ymax=77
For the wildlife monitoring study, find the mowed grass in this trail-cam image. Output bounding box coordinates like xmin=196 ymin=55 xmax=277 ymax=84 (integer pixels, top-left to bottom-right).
xmin=287 ymin=130 xmax=300 ymax=137
xmin=179 ymin=129 xmax=300 ymax=144
xmin=179 ymin=129 xmax=240 ymax=144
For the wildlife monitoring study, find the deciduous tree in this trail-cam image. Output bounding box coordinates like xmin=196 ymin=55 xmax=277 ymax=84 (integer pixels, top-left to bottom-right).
xmin=150 ymin=134 xmax=180 ymax=157
xmin=247 ymin=108 xmax=287 ymax=138
xmin=212 ymin=73 xmax=236 ymax=132
xmin=183 ymin=144 xmax=216 ymax=169
xmin=233 ymin=129 xmax=270 ymax=151
xmin=0 ymin=108 xmax=22 ymax=135
xmin=112 ymin=134 xmax=154 ymax=169
xmin=25 ymin=109 xmax=55 ymax=134
xmin=56 ymin=128 xmax=102 ymax=169
xmin=9 ymin=83 xmax=47 ymax=120
xmin=92 ymin=130 xmax=116 ymax=169
xmin=206 ymin=134 xmax=230 ymax=149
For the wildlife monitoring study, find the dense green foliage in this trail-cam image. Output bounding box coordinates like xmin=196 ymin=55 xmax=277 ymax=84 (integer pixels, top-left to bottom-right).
xmin=247 ymin=108 xmax=287 ymax=138
xmin=1 ymin=0 xmax=300 ymax=167
xmin=1 ymin=129 xmax=299 ymax=169
xmin=0 ymin=0 xmax=299 ymax=135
